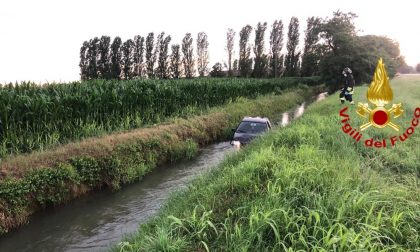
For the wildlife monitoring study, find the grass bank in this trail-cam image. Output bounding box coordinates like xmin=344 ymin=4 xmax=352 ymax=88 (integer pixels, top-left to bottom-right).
xmin=116 ymin=76 xmax=419 ymax=251
xmin=0 ymin=87 xmax=315 ymax=235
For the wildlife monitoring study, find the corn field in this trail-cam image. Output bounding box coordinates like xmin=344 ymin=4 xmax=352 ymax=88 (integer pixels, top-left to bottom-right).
xmin=0 ymin=77 xmax=321 ymax=158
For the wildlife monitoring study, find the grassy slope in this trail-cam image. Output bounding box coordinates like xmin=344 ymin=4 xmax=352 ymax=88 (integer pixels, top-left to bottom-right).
xmin=116 ymin=76 xmax=419 ymax=251
xmin=0 ymin=88 xmax=314 ymax=235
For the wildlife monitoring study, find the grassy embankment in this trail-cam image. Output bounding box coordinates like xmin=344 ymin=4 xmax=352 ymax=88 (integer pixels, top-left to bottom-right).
xmin=0 ymin=84 xmax=317 ymax=235
xmin=116 ymin=75 xmax=419 ymax=251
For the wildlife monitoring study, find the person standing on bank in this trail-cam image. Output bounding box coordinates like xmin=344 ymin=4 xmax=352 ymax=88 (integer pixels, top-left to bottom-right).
xmin=340 ymin=67 xmax=355 ymax=105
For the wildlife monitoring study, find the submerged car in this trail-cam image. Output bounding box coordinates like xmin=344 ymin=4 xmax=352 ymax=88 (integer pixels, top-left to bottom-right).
xmin=231 ymin=117 xmax=272 ymax=147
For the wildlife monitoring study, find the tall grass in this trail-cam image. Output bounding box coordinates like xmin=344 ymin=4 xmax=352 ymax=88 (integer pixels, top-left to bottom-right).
xmin=0 ymin=77 xmax=320 ymax=158
xmin=115 ymin=76 xmax=419 ymax=251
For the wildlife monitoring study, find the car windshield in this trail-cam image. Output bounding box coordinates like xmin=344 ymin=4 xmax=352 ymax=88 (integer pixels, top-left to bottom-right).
xmin=236 ymin=121 xmax=268 ymax=134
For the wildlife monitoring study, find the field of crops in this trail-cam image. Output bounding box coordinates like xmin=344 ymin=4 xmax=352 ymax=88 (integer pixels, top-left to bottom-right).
xmin=116 ymin=76 xmax=419 ymax=251
xmin=0 ymin=77 xmax=321 ymax=158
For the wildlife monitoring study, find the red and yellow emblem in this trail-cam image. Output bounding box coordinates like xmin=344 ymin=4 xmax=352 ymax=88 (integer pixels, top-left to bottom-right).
xmin=356 ymin=58 xmax=403 ymax=131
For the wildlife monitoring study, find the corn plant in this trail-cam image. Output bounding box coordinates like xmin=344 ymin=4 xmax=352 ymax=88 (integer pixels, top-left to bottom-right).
xmin=0 ymin=77 xmax=321 ymax=158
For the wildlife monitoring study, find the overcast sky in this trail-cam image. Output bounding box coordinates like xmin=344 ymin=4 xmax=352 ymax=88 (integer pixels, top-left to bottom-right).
xmin=0 ymin=0 xmax=418 ymax=83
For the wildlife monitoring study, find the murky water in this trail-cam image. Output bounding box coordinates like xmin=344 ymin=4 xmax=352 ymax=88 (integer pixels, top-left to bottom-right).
xmin=0 ymin=142 xmax=233 ymax=252
xmin=0 ymin=92 xmax=328 ymax=252
xmin=280 ymin=112 xmax=290 ymax=127
xmin=279 ymin=92 xmax=327 ymax=126
xmin=316 ymin=92 xmax=328 ymax=102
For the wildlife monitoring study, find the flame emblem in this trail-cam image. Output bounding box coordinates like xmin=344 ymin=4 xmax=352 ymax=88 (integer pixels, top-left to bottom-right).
xmin=356 ymin=58 xmax=403 ymax=131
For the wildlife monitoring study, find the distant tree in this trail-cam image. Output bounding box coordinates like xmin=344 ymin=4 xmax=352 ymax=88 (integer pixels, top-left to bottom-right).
xmin=233 ymin=59 xmax=239 ymax=73
xmin=121 ymin=39 xmax=134 ymax=79
xmin=162 ymin=34 xmax=172 ymax=78
xmin=156 ymin=32 xmax=172 ymax=79
xmin=154 ymin=33 xmax=163 ymax=78
xmin=197 ymin=32 xmax=209 ymax=77
xmin=86 ymin=37 xmax=100 ymax=79
xmin=359 ymin=35 xmax=403 ymax=77
xmin=97 ymin=36 xmax=111 ymax=79
xmin=239 ymin=25 xmax=253 ymax=77
xmin=182 ymin=33 xmax=195 ymax=78
xmin=301 ymin=17 xmax=322 ymax=76
xmin=226 ymin=28 xmax=235 ymax=76
xmin=318 ymin=11 xmax=358 ymax=88
xmin=269 ymin=20 xmax=284 ymax=78
xmin=145 ymin=32 xmax=156 ymax=78
xmin=317 ymin=11 xmax=397 ymax=89
xmin=79 ymin=41 xmax=89 ymax=80
xmin=280 ymin=10 xmax=409 ymax=90
xmin=170 ymin=44 xmax=182 ymax=78
xmin=398 ymin=63 xmax=415 ymax=74
xmin=416 ymin=63 xmax=420 ymax=73
xmin=109 ymin=36 xmax=122 ymax=79
xmin=253 ymin=22 xmax=268 ymax=78
xmin=395 ymin=56 xmax=406 ymax=72
xmin=284 ymin=17 xmax=301 ymax=77
xmin=210 ymin=62 xmax=224 ymax=77
xmin=133 ymin=35 xmax=145 ymax=78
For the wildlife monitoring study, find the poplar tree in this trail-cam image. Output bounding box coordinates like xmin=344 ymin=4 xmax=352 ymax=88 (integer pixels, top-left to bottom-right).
xmin=284 ymin=17 xmax=301 ymax=77
xmin=87 ymin=37 xmax=100 ymax=79
xmin=121 ymin=39 xmax=134 ymax=80
xmin=97 ymin=35 xmax=111 ymax=79
xmin=239 ymin=25 xmax=253 ymax=77
xmin=79 ymin=41 xmax=89 ymax=80
xmin=269 ymin=20 xmax=284 ymax=78
xmin=133 ymin=35 xmax=145 ymax=78
xmin=170 ymin=44 xmax=182 ymax=78
xmin=145 ymin=32 xmax=156 ymax=78
xmin=197 ymin=32 xmax=209 ymax=77
xmin=253 ymin=22 xmax=268 ymax=78
xmin=226 ymin=28 xmax=235 ymax=76
xmin=109 ymin=36 xmax=122 ymax=79
xmin=156 ymin=32 xmax=172 ymax=79
xmin=182 ymin=33 xmax=195 ymax=78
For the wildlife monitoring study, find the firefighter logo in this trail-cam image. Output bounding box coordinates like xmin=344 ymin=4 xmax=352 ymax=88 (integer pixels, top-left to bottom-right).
xmin=356 ymin=58 xmax=403 ymax=131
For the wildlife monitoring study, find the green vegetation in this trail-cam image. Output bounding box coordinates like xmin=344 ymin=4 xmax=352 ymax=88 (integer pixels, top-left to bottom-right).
xmin=0 ymin=87 xmax=315 ymax=235
xmin=0 ymin=77 xmax=320 ymax=159
xmin=354 ymin=76 xmax=420 ymax=177
xmin=116 ymin=76 xmax=419 ymax=251
xmin=302 ymin=11 xmax=404 ymax=88
xmin=284 ymin=17 xmax=300 ymax=77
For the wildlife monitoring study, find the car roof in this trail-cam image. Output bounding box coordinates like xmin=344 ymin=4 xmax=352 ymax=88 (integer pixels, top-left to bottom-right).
xmin=241 ymin=116 xmax=270 ymax=123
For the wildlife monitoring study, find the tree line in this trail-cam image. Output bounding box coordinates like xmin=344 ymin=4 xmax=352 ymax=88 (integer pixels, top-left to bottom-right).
xmin=225 ymin=11 xmax=408 ymax=87
xmin=399 ymin=63 xmax=420 ymax=74
xmin=79 ymin=11 xmax=408 ymax=88
xmin=80 ymin=32 xmax=208 ymax=80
